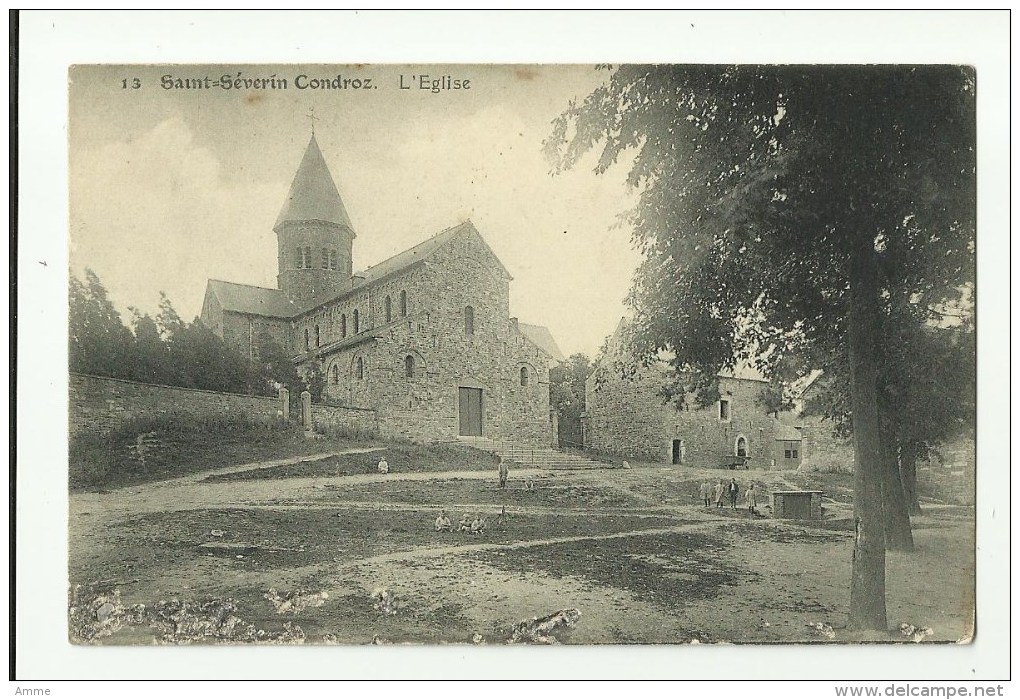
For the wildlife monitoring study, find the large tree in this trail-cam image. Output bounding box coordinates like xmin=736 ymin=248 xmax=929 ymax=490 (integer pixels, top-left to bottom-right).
xmin=69 ymin=268 xmax=136 ymax=377
xmin=548 ymin=65 xmax=975 ymax=630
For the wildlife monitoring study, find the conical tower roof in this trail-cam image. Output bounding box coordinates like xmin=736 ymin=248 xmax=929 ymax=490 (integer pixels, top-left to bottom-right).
xmin=274 ymin=134 xmax=353 ymax=232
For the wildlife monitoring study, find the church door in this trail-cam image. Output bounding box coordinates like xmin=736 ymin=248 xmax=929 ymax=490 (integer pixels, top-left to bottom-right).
xmin=458 ymin=387 xmax=483 ymax=436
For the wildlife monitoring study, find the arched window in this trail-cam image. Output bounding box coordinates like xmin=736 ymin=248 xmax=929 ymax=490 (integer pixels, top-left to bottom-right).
xmin=296 ymin=247 xmax=303 ymax=269
xmin=400 ymin=290 xmax=408 ymax=317
xmin=405 ymin=355 xmax=415 ymax=379
xmin=304 ymin=246 xmax=311 ymax=268
xmin=331 ymin=364 xmax=339 ymax=384
xmin=340 ymin=314 xmax=347 ymax=338
xmin=385 ymin=295 xmax=392 ymax=323
xmin=464 ymin=305 xmax=475 ymax=335
xmin=303 ymin=328 xmax=309 ymax=351
xmin=520 ymin=366 xmax=530 ymax=387
xmin=321 ymin=248 xmax=329 ymax=269
xmin=353 ymin=309 xmax=360 ymax=334
xmin=735 ymin=436 xmax=748 ymax=458
xmin=355 ymin=357 xmax=364 ymax=380
xmin=314 ymin=325 xmax=320 ymax=347
xmin=329 ymin=250 xmax=338 ymax=270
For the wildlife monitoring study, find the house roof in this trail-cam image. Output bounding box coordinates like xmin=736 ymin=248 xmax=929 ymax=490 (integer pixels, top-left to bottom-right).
xmin=518 ymin=322 xmax=565 ymax=362
xmin=274 ymin=134 xmax=353 ymax=232
xmin=791 ymin=369 xmax=825 ymax=398
xmin=718 ymin=363 xmax=769 ymax=383
xmin=207 ymin=279 xmax=301 ymax=318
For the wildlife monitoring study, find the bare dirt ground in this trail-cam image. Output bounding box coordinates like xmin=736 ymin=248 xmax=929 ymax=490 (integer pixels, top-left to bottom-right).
xmin=68 ymin=451 xmax=974 ymax=645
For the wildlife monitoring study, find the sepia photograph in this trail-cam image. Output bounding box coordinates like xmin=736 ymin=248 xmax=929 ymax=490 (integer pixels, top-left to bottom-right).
xmin=65 ymin=61 xmax=976 ymax=647
xmin=13 ymin=9 xmax=1011 ymax=686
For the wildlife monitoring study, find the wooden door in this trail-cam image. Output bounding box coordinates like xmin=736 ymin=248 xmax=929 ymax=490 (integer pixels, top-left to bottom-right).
xmin=458 ymin=387 xmax=483 ymax=436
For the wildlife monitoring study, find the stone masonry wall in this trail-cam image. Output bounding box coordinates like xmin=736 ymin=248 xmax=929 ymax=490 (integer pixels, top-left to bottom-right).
xmin=69 ymin=373 xmax=284 ymax=440
xmin=298 ymin=227 xmax=552 ymax=445
xmin=312 ymin=403 xmax=379 ymax=438
xmin=797 ymin=418 xmax=854 ymax=472
xmin=585 ymin=356 xmax=784 ymax=468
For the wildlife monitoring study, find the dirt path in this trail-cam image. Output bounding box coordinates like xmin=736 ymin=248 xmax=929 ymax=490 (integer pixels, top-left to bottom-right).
xmin=334 ymin=520 xmax=721 ymax=572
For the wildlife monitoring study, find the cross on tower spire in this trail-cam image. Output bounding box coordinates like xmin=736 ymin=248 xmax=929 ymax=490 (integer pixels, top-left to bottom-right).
xmin=306 ymin=107 xmax=320 ymax=135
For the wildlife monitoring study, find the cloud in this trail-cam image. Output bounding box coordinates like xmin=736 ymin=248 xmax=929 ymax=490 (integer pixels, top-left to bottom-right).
xmin=70 ymin=116 xmax=283 ymax=322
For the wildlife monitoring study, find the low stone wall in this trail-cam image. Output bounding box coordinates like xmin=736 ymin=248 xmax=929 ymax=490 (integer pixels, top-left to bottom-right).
xmin=771 ymin=491 xmax=824 ymax=520
xmin=69 ymin=373 xmax=286 ymax=439
xmin=917 ymin=436 xmax=975 ymax=506
xmin=313 ymin=402 xmax=379 ymax=438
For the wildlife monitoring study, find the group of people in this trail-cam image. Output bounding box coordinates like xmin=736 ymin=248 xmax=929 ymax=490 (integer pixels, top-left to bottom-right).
xmin=698 ymin=478 xmax=759 ymax=515
xmin=434 ymin=510 xmax=486 ymax=535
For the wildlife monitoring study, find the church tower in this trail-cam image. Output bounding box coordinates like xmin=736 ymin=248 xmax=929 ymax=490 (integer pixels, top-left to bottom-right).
xmin=274 ymin=134 xmax=355 ymax=303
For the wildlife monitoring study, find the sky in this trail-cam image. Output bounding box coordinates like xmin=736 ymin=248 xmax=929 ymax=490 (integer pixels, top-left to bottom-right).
xmin=69 ymin=64 xmax=643 ymax=358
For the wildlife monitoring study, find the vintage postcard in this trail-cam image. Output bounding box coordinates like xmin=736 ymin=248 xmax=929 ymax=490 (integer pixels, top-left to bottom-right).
xmin=64 ymin=61 xmax=979 ymax=651
xmin=13 ymin=8 xmax=1013 ymax=688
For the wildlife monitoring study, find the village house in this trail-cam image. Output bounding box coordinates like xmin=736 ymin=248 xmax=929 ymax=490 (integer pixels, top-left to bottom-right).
xmin=200 ymin=133 xmax=560 ymax=444
xmin=583 ymin=319 xmax=796 ymax=468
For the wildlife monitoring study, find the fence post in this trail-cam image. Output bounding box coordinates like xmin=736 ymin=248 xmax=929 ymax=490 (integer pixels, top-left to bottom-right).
xmin=279 ymin=387 xmax=290 ymax=422
xmin=300 ymin=390 xmax=312 ymax=430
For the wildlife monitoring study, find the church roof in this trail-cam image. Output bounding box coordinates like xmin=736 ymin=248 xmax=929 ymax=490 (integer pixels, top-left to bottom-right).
xmin=518 ymin=322 xmax=565 ymax=362
xmin=274 ymin=134 xmax=353 ymax=232
xmin=359 ymin=221 xmax=472 ymax=284
xmin=207 ymin=279 xmax=300 ymax=318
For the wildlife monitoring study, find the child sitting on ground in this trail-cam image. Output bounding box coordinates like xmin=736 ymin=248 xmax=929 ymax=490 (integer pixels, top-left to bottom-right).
xmin=458 ymin=513 xmax=473 ymax=533
xmin=470 ymin=514 xmax=487 ymax=536
xmin=434 ymin=510 xmax=452 ymax=532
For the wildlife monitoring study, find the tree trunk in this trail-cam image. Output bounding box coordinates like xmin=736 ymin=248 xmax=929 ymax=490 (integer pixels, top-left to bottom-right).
xmin=846 ymin=232 xmax=888 ymax=632
xmin=880 ymin=433 xmax=914 ymax=551
xmin=899 ymin=442 xmax=923 ymax=515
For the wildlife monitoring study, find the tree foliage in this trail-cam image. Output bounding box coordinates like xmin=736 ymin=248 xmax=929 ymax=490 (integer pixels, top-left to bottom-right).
xmin=549 ymin=353 xmax=592 ymax=448
xmin=548 ymin=65 xmax=975 ymax=630
xmin=547 ymin=65 xmax=974 ymax=387
xmin=70 ymin=269 xmax=275 ymax=397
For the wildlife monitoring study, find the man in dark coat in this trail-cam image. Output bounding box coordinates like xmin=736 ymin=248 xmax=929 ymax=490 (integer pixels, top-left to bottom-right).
xmin=727 ymin=478 xmax=740 ymax=509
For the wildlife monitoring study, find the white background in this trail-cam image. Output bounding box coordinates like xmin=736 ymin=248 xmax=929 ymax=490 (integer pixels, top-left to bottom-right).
xmin=10 ymin=9 xmax=1012 ymax=687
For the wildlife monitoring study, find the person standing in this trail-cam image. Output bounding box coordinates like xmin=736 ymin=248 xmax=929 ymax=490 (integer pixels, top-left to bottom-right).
xmin=699 ymin=481 xmax=711 ymax=507
xmin=714 ymin=480 xmax=725 ymax=508
xmin=746 ymin=483 xmax=758 ymax=516
xmin=498 ymin=456 xmax=509 ymax=489
xmin=728 ymin=478 xmax=740 ymax=509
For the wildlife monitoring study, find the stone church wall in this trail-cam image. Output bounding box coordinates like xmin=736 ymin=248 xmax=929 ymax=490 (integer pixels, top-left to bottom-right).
xmin=306 ymin=229 xmax=552 ymax=445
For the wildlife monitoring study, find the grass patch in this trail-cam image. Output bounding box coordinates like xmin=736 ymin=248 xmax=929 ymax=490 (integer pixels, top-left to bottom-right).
xmin=204 ymin=443 xmax=499 ymax=482
xmin=69 ymin=411 xmax=371 ymax=492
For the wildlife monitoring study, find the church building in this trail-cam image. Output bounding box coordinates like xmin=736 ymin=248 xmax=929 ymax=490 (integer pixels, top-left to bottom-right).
xmin=201 ymin=134 xmax=560 ymax=445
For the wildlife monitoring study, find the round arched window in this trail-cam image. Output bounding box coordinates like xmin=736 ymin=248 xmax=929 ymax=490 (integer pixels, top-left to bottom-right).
xmin=520 ymin=366 xmax=529 ymax=387
xmin=405 ymin=355 xmax=415 ymax=379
